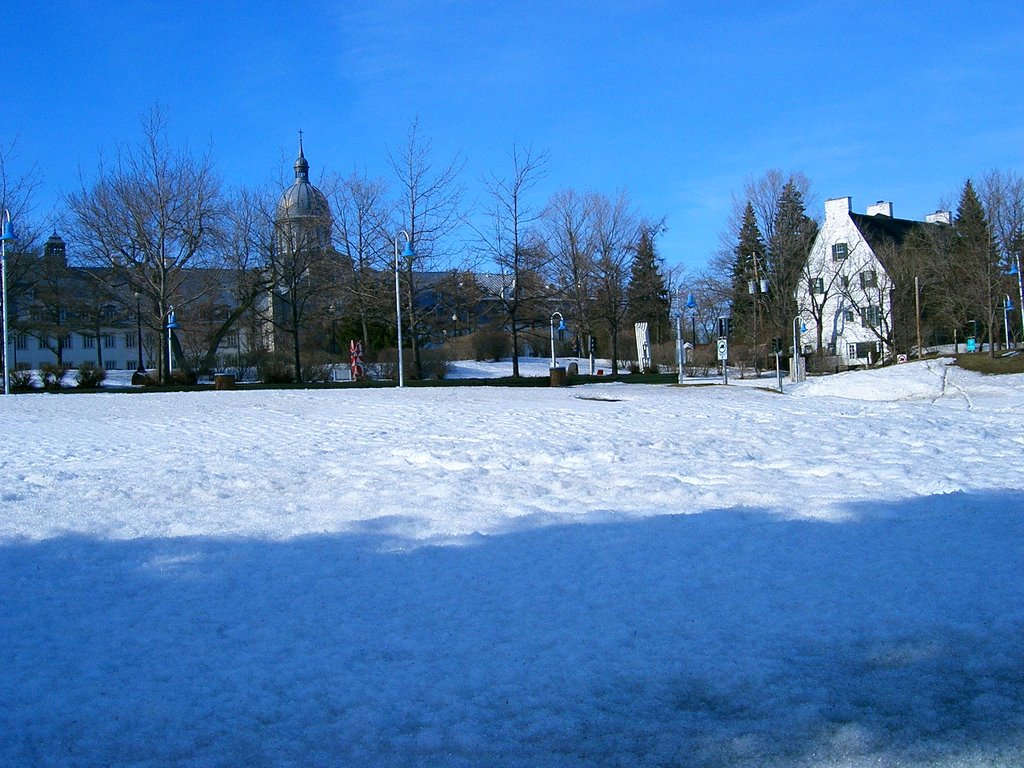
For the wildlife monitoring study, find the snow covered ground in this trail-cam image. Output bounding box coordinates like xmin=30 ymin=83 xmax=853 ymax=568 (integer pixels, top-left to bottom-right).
xmin=1 ymin=358 xmax=1022 ymax=767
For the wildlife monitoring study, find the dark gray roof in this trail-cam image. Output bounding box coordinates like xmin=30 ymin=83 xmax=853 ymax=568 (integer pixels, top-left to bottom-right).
xmin=276 ymin=142 xmax=331 ymax=223
xmin=850 ymin=212 xmax=929 ymax=249
xmin=850 ymin=212 xmax=947 ymax=271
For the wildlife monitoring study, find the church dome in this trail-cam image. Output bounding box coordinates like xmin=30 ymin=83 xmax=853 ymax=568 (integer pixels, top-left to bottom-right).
xmin=276 ymin=136 xmax=331 ymax=224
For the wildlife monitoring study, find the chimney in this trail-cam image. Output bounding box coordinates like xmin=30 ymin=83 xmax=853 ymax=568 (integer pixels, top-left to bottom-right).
xmin=866 ymin=201 xmax=893 ymax=218
xmin=824 ymin=196 xmax=852 ymax=221
xmin=925 ymin=211 xmax=951 ymax=225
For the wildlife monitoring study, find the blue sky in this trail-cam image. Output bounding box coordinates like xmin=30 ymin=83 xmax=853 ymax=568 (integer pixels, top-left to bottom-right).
xmin=5 ymin=1 xmax=1024 ymax=270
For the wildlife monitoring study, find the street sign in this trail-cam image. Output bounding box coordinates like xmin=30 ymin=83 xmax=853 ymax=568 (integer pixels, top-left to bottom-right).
xmin=716 ymin=338 xmax=728 ymax=361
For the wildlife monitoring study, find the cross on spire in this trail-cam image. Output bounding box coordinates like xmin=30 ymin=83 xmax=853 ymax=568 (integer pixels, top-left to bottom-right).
xmin=294 ymin=130 xmax=309 ymax=181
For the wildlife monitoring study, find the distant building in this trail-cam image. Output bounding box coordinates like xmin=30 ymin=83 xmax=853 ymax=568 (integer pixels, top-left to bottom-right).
xmin=264 ymin=136 xmax=338 ymax=356
xmin=796 ymin=197 xmax=949 ymax=367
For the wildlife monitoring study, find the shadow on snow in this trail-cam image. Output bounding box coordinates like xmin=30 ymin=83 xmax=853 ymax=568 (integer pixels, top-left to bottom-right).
xmin=2 ymin=490 xmax=1022 ymax=767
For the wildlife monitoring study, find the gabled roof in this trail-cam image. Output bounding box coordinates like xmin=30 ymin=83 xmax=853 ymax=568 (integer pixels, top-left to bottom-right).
xmin=850 ymin=212 xmax=927 ymax=249
xmin=849 ymin=212 xmax=946 ymax=272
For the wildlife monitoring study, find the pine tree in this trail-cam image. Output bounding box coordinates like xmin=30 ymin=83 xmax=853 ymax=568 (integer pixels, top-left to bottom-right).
xmin=626 ymin=226 xmax=671 ymax=343
xmin=952 ymin=180 xmax=1001 ymax=355
xmin=729 ymin=202 xmax=766 ymax=346
xmin=765 ymin=181 xmax=817 ymax=339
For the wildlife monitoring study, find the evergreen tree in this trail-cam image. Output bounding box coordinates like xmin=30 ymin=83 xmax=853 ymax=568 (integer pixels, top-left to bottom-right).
xmin=765 ymin=181 xmax=817 ymax=339
xmin=626 ymin=226 xmax=671 ymax=344
xmin=729 ymin=202 xmax=766 ymax=347
xmin=951 ymin=180 xmax=1001 ymax=355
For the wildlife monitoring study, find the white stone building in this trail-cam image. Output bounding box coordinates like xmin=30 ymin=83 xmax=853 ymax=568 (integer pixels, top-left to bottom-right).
xmin=796 ymin=197 xmax=949 ymax=367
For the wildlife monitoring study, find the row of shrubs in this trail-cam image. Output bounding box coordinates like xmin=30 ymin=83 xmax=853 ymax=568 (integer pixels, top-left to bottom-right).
xmin=10 ymin=362 xmax=108 ymax=392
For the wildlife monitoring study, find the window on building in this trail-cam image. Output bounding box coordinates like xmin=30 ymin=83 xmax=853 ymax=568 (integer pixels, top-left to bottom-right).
xmin=15 ymin=334 xmax=29 ymax=350
xmin=59 ymin=335 xmax=72 ymax=350
xmin=847 ymin=343 xmax=858 ymax=359
xmin=222 ymin=332 xmax=240 ymax=348
xmin=840 ymin=275 xmax=850 ymax=289
xmin=126 ymin=333 xmax=136 ymax=348
xmin=105 ymin=360 xmax=118 ymax=371
xmin=862 ymin=305 xmax=881 ymax=327
xmin=82 ymin=335 xmax=96 ymax=349
xmin=844 ymin=309 xmax=856 ymax=322
xmin=103 ymin=334 xmax=117 ymax=348
xmin=811 ymin=277 xmax=824 ymax=294
xmin=38 ymin=337 xmax=48 ymax=350
xmin=860 ymin=270 xmax=878 ymax=289
xmin=832 ymin=243 xmax=848 ymax=261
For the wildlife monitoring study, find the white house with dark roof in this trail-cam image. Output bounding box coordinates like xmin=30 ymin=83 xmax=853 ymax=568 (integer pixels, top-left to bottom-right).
xmin=796 ymin=197 xmax=950 ymax=367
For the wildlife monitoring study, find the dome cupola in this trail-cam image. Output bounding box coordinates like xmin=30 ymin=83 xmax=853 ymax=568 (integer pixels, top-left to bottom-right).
xmin=276 ymin=132 xmax=331 ymax=227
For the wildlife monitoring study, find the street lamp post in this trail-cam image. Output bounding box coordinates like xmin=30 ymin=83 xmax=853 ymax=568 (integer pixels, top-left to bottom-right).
xmin=1010 ymin=256 xmax=1023 ymax=346
xmin=675 ymin=313 xmax=685 ymax=385
xmin=792 ymin=315 xmax=806 ymax=383
xmin=328 ymin=303 xmax=338 ymax=355
xmin=550 ymin=311 xmax=566 ymax=368
xmin=747 ymin=252 xmax=769 ymax=368
xmin=134 ymin=292 xmax=145 ymax=374
xmin=166 ymin=306 xmax=178 ymax=382
xmin=394 ymin=231 xmax=414 ymax=388
xmin=684 ymin=293 xmax=698 ymax=349
xmin=1 ymin=210 xmax=16 ymax=395
xmin=1004 ymin=295 xmax=1014 ymax=351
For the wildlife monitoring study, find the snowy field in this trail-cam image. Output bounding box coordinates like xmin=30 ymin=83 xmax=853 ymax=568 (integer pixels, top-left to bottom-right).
xmin=1 ymin=358 xmax=1022 ymax=767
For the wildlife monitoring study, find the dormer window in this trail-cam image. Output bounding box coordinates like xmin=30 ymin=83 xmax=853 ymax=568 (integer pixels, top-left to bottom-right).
xmin=832 ymin=243 xmax=848 ymax=261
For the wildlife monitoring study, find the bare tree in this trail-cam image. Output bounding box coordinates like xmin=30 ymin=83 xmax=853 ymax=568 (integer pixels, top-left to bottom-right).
xmin=389 ymin=119 xmax=465 ymax=379
xmin=544 ymin=188 xmax=598 ymax=352
xmin=328 ymin=170 xmax=394 ymax=354
xmin=479 ymin=144 xmax=551 ymax=376
xmin=591 ymin=190 xmax=643 ymax=374
xmin=0 ymin=138 xmax=44 ymax=375
xmin=978 ymin=170 xmax=1024 ymax=344
xmin=266 ymin=196 xmax=339 ymax=382
xmin=684 ymin=266 xmax=733 ymax=348
xmin=192 ymin=187 xmax=276 ymax=374
xmin=720 ymin=170 xmax=816 ymax=256
xmin=64 ymin=107 xmax=224 ymax=382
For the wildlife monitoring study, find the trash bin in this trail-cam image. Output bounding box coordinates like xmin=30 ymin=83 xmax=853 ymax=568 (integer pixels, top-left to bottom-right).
xmin=549 ymin=366 xmax=567 ymax=387
xmin=214 ymin=373 xmax=236 ymax=390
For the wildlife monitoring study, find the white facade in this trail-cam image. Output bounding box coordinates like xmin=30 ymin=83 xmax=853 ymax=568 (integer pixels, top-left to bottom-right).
xmin=796 ymin=197 xmax=894 ymax=366
xmin=8 ymin=326 xmax=246 ymax=373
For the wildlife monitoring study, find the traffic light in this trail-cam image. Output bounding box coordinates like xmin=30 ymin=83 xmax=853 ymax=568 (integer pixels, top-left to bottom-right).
xmin=772 ymin=337 xmax=782 ymax=354
xmin=717 ymin=316 xmax=732 ymax=337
